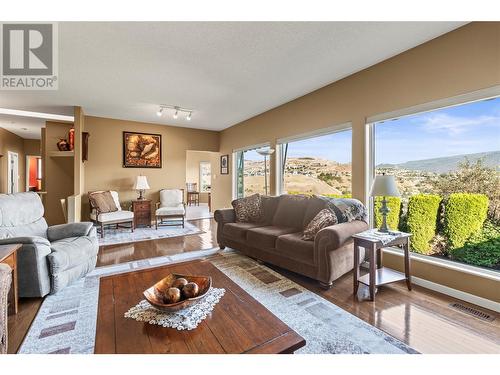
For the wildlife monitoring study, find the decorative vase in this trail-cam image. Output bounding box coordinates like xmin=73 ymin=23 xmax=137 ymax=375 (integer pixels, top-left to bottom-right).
xmin=57 ymin=138 xmax=69 ymax=151
xmin=68 ymin=128 xmax=75 ymax=151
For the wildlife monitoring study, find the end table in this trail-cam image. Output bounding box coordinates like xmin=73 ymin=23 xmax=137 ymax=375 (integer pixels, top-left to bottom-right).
xmin=132 ymin=199 xmax=152 ymax=228
xmin=352 ymin=231 xmax=412 ymax=301
xmin=0 ymin=243 xmax=21 ymax=315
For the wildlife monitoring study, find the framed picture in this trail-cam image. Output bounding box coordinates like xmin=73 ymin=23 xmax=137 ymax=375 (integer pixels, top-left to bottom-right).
xmin=220 ymin=154 xmax=229 ymax=175
xmin=123 ymin=131 xmax=162 ymax=168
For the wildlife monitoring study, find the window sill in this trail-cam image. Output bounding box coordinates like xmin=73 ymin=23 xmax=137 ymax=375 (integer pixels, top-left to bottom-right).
xmin=382 ymin=247 xmax=500 ymax=282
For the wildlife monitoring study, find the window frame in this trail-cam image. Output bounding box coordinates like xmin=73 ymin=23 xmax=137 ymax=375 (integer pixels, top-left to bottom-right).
xmin=232 ymin=142 xmax=271 ymax=199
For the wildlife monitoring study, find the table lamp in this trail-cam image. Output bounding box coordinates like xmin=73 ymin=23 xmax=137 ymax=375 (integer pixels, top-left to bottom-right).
xmin=134 ymin=175 xmax=150 ymax=200
xmin=369 ymin=174 xmax=400 ymax=233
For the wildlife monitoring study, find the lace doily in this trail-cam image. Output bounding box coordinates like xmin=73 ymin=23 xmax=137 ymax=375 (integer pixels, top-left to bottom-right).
xmin=124 ymin=287 xmax=225 ymax=330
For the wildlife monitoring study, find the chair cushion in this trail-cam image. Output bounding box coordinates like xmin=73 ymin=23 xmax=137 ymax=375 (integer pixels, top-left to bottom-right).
xmin=302 ymin=208 xmax=338 ymax=241
xmin=160 ymin=189 xmax=183 ymax=207
xmin=222 ymin=222 xmax=265 ymax=243
xmin=90 ymin=210 xmax=134 ymax=223
xmin=88 ymin=191 xmax=118 ymax=213
xmin=272 ymin=195 xmax=309 ymax=229
xmin=246 ymin=225 xmax=297 ymax=250
xmin=156 ymin=205 xmax=185 ymax=216
xmin=276 ymin=232 xmax=315 ymax=265
xmin=48 ymin=236 xmax=99 ymax=273
xmin=232 ymin=194 xmax=262 ymax=223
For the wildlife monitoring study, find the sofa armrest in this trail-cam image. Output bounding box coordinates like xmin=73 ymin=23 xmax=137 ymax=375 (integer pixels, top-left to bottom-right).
xmin=47 ymin=222 xmax=95 ymax=242
xmin=314 ymin=220 xmax=368 ymax=250
xmin=0 ymin=236 xmax=51 ymax=247
xmin=214 ymin=208 xmax=236 ymax=224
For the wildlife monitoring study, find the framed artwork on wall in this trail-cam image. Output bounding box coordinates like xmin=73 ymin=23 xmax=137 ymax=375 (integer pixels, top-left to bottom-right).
xmin=220 ymin=154 xmax=229 ymax=175
xmin=123 ymin=131 xmax=162 ymax=168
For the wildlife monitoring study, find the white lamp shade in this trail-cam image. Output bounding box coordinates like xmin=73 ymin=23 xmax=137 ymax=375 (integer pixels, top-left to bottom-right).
xmin=134 ymin=175 xmax=150 ymax=190
xmin=369 ymin=175 xmax=400 ymax=197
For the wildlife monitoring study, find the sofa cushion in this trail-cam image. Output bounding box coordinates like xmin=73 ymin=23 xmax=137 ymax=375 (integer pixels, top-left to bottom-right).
xmin=272 ymin=195 xmax=309 ymax=229
xmin=156 ymin=205 xmax=185 ymax=216
xmin=48 ymin=236 xmax=99 ymax=273
xmin=260 ymin=195 xmax=280 ymax=225
xmin=90 ymin=210 xmax=134 ymax=223
xmin=302 ymin=208 xmax=338 ymax=241
xmin=302 ymin=195 xmax=328 ymax=228
xmin=276 ymin=232 xmax=315 ymax=265
xmin=232 ymin=194 xmax=262 ymax=223
xmin=246 ymin=225 xmax=297 ymax=250
xmin=223 ymin=222 xmax=265 ymax=243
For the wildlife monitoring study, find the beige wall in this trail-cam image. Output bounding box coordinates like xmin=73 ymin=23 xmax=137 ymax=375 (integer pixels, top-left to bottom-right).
xmin=215 ymin=22 xmax=500 ymax=301
xmin=0 ymin=128 xmax=26 ymax=194
xmin=214 ymin=22 xmax=500 ymax=211
xmin=83 ymin=116 xmax=219 ymax=218
xmin=186 ymin=150 xmax=220 ymax=205
xmin=23 ymin=139 xmax=41 ymax=156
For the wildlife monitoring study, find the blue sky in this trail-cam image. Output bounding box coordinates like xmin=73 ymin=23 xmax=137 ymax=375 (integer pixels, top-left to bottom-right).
xmin=244 ymin=97 xmax=500 ymax=164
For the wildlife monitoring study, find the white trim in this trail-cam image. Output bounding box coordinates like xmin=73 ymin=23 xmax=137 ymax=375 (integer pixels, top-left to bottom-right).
xmin=366 ymin=85 xmax=500 ymax=124
xmin=231 ymin=151 xmax=238 ymax=200
xmin=0 ymin=108 xmax=74 ymax=122
xmin=275 ymin=143 xmax=284 ymax=195
xmin=232 ymin=142 xmax=270 ymax=153
xmin=276 ymin=121 xmax=351 ymax=144
xmin=412 ymin=276 xmax=500 ymax=313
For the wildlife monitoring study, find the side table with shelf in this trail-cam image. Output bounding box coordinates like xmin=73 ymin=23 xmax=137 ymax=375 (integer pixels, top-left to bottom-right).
xmin=352 ymin=231 xmax=412 ymax=301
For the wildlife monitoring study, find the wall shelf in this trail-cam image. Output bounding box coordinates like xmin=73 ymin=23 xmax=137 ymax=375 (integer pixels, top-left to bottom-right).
xmin=49 ymin=151 xmax=74 ymax=158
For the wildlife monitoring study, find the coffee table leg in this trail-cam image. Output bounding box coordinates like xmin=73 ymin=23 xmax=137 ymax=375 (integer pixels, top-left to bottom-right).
xmin=353 ymin=241 xmax=360 ymax=295
xmin=404 ymin=239 xmax=412 ymax=291
xmin=369 ymin=245 xmax=376 ymax=301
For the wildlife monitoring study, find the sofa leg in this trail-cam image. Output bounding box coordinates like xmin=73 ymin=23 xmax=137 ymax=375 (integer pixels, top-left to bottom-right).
xmin=319 ymin=281 xmax=333 ymax=290
xmin=100 ymin=223 xmax=104 ymax=238
xmin=219 ymin=244 xmax=226 ymax=250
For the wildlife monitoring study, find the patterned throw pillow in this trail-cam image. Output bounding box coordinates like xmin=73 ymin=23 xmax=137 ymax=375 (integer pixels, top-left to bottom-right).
xmin=89 ymin=191 xmax=118 ymax=213
xmin=302 ymin=208 xmax=338 ymax=241
xmin=317 ymin=196 xmax=368 ymax=224
xmin=232 ymin=194 xmax=262 ymax=223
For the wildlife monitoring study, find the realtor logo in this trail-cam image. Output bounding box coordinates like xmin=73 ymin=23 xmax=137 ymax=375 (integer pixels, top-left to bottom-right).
xmin=1 ymin=23 xmax=58 ymax=90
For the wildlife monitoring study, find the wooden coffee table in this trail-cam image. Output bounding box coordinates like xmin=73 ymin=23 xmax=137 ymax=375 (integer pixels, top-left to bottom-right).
xmin=94 ymin=259 xmax=306 ymax=353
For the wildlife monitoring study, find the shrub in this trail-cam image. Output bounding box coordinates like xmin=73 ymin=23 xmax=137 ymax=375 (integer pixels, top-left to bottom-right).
xmin=444 ymin=193 xmax=489 ymax=250
xmin=406 ymin=194 xmax=441 ymax=254
xmin=452 ymin=221 xmax=500 ymax=269
xmin=374 ymin=196 xmax=401 ymax=231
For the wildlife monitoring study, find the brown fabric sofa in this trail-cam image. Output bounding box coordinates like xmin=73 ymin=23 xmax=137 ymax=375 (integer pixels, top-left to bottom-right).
xmin=214 ymin=195 xmax=368 ymax=288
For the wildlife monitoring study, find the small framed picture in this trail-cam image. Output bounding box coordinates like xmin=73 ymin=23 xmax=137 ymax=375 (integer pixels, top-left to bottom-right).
xmin=220 ymin=154 xmax=229 ymax=175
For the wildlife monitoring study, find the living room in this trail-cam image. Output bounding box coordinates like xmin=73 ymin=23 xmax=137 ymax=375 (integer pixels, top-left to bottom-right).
xmin=0 ymin=2 xmax=499 ymax=373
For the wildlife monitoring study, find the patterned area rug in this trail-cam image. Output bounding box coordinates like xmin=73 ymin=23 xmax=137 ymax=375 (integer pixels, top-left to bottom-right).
xmin=19 ymin=250 xmax=417 ymax=354
xmin=97 ymin=221 xmax=203 ymax=246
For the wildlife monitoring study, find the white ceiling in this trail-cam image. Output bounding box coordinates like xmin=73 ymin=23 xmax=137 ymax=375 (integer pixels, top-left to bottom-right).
xmin=0 ymin=114 xmax=45 ymax=139
xmin=0 ymin=22 xmax=466 ymax=135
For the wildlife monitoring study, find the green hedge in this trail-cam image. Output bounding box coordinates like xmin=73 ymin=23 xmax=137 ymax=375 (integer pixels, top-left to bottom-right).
xmin=374 ymin=197 xmax=401 ymax=231
xmin=451 ymin=221 xmax=500 ymax=269
xmin=406 ymin=194 xmax=441 ymax=254
xmin=444 ymin=193 xmax=489 ymax=250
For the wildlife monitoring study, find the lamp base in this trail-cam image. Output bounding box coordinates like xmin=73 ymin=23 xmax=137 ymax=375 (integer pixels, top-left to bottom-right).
xmin=137 ymin=189 xmax=145 ymax=200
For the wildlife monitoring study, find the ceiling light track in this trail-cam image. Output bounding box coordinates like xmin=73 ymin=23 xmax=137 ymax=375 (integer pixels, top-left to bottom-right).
xmin=156 ymin=105 xmax=193 ymax=121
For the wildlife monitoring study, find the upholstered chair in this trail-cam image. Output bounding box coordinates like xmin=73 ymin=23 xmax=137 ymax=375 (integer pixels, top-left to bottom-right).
xmin=0 ymin=192 xmax=98 ymax=297
xmin=155 ymin=189 xmax=186 ymax=229
xmin=89 ymin=190 xmax=134 ymax=238
xmin=0 ymin=263 xmax=11 ymax=354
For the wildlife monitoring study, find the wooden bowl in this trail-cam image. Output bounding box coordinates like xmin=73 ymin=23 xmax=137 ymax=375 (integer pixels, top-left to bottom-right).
xmin=143 ymin=273 xmax=212 ymax=312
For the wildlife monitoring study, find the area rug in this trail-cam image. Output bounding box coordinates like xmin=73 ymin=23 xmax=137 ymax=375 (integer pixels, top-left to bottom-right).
xmin=97 ymin=221 xmax=203 ymax=246
xmin=19 ymin=250 xmax=418 ymax=354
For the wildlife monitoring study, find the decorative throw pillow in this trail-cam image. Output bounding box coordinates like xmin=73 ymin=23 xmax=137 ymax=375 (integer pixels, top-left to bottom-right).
xmin=302 ymin=208 xmax=338 ymax=241
xmin=231 ymin=194 xmax=262 ymax=223
xmin=317 ymin=196 xmax=368 ymax=224
xmin=89 ymin=191 xmax=118 ymax=213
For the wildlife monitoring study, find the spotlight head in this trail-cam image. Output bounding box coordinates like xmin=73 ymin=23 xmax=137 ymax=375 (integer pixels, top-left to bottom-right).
xmin=173 ymin=109 xmax=179 ymax=119
xmin=186 ymin=112 xmax=192 ymax=121
xmin=156 ymin=108 xmax=163 ymax=117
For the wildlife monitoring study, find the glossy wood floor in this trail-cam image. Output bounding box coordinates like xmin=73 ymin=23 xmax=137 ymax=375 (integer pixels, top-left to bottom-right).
xmin=8 ymin=218 xmax=500 ymax=354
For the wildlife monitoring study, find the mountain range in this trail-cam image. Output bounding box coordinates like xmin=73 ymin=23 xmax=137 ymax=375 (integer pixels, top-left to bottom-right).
xmin=377 ymin=151 xmax=500 ymax=174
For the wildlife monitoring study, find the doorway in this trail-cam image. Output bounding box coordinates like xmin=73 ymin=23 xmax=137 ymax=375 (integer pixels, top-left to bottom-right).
xmin=7 ymin=151 xmax=19 ymax=194
xmin=26 ymin=155 xmax=42 ymax=191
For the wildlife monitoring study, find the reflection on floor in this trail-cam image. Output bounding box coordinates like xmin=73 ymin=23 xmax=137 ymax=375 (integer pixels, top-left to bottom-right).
xmin=186 ymin=203 xmax=213 ymax=220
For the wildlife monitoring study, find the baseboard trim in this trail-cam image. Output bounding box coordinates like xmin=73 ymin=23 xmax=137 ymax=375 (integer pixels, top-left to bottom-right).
xmin=411 ymin=276 xmax=500 ymax=313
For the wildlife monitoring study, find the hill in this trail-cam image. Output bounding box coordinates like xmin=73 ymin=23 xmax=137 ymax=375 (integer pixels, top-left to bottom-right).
xmin=377 ymin=151 xmax=500 ymax=174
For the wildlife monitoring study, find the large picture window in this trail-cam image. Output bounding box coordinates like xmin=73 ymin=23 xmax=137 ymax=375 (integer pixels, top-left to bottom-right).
xmin=234 ymin=146 xmax=268 ymax=198
xmin=278 ymin=128 xmax=352 ymax=197
xmin=372 ymin=96 xmax=500 ymax=271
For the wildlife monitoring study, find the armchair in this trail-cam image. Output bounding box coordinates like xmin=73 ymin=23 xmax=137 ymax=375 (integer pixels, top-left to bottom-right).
xmin=155 ymin=189 xmax=186 ymax=229
xmin=89 ymin=190 xmax=134 ymax=238
xmin=0 ymin=192 xmax=98 ymax=297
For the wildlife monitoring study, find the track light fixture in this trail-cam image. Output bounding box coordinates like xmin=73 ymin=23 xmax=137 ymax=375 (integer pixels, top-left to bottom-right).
xmin=156 ymin=105 xmax=193 ymax=121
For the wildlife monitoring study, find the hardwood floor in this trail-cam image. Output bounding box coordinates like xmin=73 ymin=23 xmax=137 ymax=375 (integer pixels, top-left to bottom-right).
xmin=7 ymin=218 xmax=500 ymax=354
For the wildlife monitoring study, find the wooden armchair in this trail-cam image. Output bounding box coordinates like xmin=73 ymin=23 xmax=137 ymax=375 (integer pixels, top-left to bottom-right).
xmin=89 ymin=190 xmax=134 ymax=238
xmin=155 ymin=189 xmax=186 ymax=229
